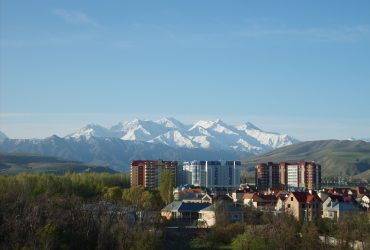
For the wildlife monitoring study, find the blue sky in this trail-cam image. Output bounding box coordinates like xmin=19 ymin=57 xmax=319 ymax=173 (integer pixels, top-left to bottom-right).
xmin=1 ymin=0 xmax=369 ymax=140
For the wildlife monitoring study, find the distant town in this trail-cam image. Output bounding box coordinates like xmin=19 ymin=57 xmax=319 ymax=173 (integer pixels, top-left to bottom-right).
xmin=131 ymin=160 xmax=370 ymax=225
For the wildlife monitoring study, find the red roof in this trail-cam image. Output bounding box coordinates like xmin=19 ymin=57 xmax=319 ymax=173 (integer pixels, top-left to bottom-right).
xmin=243 ymin=193 xmax=277 ymax=202
xmin=328 ymin=194 xmax=354 ymax=203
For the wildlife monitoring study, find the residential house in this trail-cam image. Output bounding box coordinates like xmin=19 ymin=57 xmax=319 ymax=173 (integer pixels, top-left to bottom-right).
xmin=182 ymin=193 xmax=213 ymax=204
xmin=243 ymin=193 xmax=277 ymax=210
xmin=285 ymin=192 xmax=322 ymax=221
xmin=275 ymin=192 xmax=289 ymax=211
xmin=198 ymin=201 xmax=244 ymax=227
xmin=231 ymin=189 xmax=249 ymax=204
xmin=161 ymin=201 xmax=210 ymax=225
xmin=174 ymin=186 xmax=202 ymax=200
xmin=322 ymin=195 xmax=352 ymax=213
xmin=322 ymin=199 xmax=361 ymax=220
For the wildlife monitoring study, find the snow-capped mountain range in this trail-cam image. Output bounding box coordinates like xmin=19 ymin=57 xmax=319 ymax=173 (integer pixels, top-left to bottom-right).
xmin=68 ymin=118 xmax=299 ymax=154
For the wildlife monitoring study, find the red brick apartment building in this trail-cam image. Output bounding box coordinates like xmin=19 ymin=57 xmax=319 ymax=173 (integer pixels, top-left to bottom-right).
xmin=130 ymin=160 xmax=177 ymax=190
xmin=256 ymin=161 xmax=321 ymax=191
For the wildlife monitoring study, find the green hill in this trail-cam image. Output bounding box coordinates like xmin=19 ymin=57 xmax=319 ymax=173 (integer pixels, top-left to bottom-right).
xmin=0 ymin=153 xmax=117 ymax=175
xmin=242 ymin=140 xmax=370 ymax=180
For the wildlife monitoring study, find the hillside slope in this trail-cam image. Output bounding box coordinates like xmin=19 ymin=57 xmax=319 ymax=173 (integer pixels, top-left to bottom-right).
xmin=0 ymin=153 xmax=117 ymax=175
xmin=242 ymin=140 xmax=370 ymax=179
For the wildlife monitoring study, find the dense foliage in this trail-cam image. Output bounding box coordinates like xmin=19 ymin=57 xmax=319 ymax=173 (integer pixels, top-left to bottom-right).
xmin=159 ymin=170 xmax=175 ymax=205
xmin=0 ymin=172 xmax=130 ymax=199
xmin=188 ymin=207 xmax=370 ymax=250
xmin=0 ymin=173 xmax=163 ymax=250
xmin=1 ymin=173 xmax=369 ymax=250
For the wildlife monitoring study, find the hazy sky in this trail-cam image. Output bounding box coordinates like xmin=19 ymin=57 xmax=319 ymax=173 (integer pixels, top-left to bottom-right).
xmin=1 ymin=1 xmax=370 ymax=140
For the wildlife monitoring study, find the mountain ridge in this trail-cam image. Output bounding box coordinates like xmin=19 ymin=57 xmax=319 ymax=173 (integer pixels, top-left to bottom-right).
xmin=66 ymin=117 xmax=299 ymax=154
xmin=0 ymin=152 xmax=117 ymax=175
xmin=0 ymin=135 xmax=253 ymax=172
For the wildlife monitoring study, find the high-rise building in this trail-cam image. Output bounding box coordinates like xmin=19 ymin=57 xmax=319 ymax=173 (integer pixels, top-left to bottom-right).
xmin=255 ymin=161 xmax=321 ymax=191
xmin=280 ymin=161 xmax=321 ymax=190
xmin=181 ymin=160 xmax=241 ymax=188
xmin=255 ymin=162 xmax=280 ymax=190
xmin=130 ymin=160 xmax=177 ymax=190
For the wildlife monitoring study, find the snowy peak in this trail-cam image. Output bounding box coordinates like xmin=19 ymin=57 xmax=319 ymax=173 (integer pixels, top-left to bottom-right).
xmin=347 ymin=137 xmax=370 ymax=143
xmin=191 ymin=120 xmax=217 ymax=130
xmin=236 ymin=122 xmax=261 ymax=131
xmin=153 ymin=117 xmax=185 ymax=129
xmin=0 ymin=131 xmax=9 ymax=141
xmin=149 ymin=130 xmax=194 ymax=148
xmin=120 ymin=124 xmax=152 ymax=141
xmin=68 ymin=124 xmax=111 ymax=139
xmin=67 ymin=118 xmax=299 ymax=154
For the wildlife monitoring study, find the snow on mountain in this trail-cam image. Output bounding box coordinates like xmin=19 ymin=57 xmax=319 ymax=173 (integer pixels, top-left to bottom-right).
xmin=67 ymin=124 xmax=111 ymax=139
xmin=0 ymin=131 xmax=9 ymax=141
xmin=68 ymin=118 xmax=299 ymax=154
xmin=149 ymin=130 xmax=194 ymax=148
xmin=153 ymin=117 xmax=187 ymax=130
xmin=111 ymin=119 xmax=169 ymax=140
xmin=235 ymin=123 xmax=299 ymax=149
xmin=347 ymin=137 xmax=370 ymax=143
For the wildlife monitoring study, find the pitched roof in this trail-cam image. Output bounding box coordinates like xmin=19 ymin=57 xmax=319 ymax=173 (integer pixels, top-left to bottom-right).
xmin=161 ymin=201 xmax=210 ymax=213
xmin=199 ymin=202 xmax=243 ymax=213
xmin=243 ymin=192 xmax=256 ymax=199
xmin=161 ymin=201 xmax=182 ymax=212
xmin=178 ymin=202 xmax=210 ymax=212
xmin=291 ymin=192 xmax=320 ymax=203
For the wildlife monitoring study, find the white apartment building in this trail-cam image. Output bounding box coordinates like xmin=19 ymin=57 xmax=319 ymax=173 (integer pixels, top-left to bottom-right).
xmin=181 ymin=160 xmax=241 ymax=188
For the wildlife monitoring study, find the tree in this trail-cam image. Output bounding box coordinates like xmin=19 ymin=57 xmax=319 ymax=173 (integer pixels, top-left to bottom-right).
xmin=231 ymin=233 xmax=269 ymax=250
xmin=300 ymin=222 xmax=320 ymax=250
xmin=158 ymin=170 xmax=175 ymax=205
xmin=104 ymin=186 xmax=123 ymax=201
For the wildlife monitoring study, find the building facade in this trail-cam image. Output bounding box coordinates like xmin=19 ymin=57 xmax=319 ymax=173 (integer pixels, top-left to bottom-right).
xmin=182 ymin=160 xmax=241 ymax=188
xmin=130 ymin=160 xmax=178 ymax=190
xmin=255 ymin=161 xmax=321 ymax=191
xmin=255 ymin=162 xmax=280 ymax=190
xmin=280 ymin=161 xmax=321 ymax=190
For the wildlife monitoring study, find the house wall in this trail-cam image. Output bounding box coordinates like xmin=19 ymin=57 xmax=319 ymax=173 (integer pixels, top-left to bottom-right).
xmin=322 ymin=197 xmax=332 ymax=218
xmin=243 ymin=198 xmax=258 ymax=208
xmin=161 ymin=211 xmax=173 ymax=220
xmin=275 ymin=199 xmax=285 ymax=211
xmin=199 ymin=210 xmax=243 ymax=227
xmin=285 ymin=195 xmax=301 ymax=220
xmin=199 ymin=211 xmax=216 ymax=227
xmin=232 ymin=192 xmax=245 ymax=203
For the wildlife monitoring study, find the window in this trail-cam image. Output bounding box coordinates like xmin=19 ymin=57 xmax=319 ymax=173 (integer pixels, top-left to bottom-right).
xmin=288 ymin=204 xmax=291 ymax=208
xmin=291 ymin=197 xmax=293 ymax=201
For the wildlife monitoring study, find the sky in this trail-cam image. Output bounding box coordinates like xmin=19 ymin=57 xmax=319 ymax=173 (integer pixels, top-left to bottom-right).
xmin=0 ymin=0 xmax=370 ymax=140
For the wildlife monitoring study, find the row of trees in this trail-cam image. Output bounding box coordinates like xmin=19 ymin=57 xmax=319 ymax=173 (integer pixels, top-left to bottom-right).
xmin=188 ymin=206 xmax=370 ymax=250
xmin=0 ymin=172 xmax=175 ymax=249
xmin=0 ymin=172 xmax=130 ymax=199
